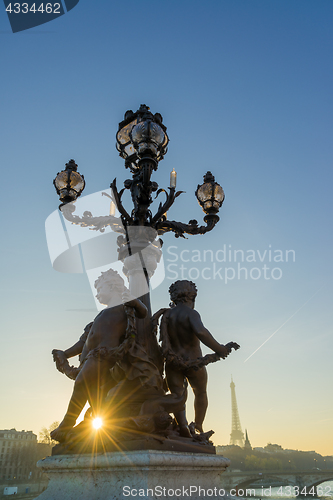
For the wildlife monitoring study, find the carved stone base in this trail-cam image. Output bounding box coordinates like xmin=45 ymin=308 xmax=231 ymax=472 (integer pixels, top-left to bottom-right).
xmin=36 ymin=450 xmax=230 ymax=500
xmin=52 ymin=434 xmax=216 ymax=456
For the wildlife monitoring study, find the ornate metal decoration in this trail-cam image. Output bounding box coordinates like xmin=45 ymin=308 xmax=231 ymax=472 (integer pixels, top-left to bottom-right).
xmin=55 ymin=105 xmax=224 ymax=239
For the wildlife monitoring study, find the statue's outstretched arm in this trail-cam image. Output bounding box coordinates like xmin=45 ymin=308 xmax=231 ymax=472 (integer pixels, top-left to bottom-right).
xmin=52 ymin=321 xmax=93 ymax=374
xmin=189 ymin=310 xmax=230 ymax=358
xmin=63 ymin=339 xmax=85 ymax=359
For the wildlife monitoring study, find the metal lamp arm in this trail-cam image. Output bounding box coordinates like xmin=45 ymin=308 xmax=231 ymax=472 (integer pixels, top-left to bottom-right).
xmin=156 ymin=214 xmax=220 ymax=238
xmin=60 ymin=203 xmax=125 ymax=234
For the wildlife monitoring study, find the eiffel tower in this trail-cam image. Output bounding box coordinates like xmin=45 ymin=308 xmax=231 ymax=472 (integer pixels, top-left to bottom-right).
xmin=229 ymin=377 xmax=245 ymax=447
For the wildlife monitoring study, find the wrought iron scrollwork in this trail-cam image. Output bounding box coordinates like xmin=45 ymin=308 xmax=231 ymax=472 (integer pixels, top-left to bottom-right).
xmin=155 ymin=214 xmax=220 ymax=238
xmin=61 ymin=178 xmax=220 ymax=240
xmin=60 ymin=201 xmax=125 ymax=234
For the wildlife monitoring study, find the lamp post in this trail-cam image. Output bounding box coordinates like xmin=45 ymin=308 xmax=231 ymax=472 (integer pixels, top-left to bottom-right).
xmin=54 ymin=105 xmax=224 ymax=360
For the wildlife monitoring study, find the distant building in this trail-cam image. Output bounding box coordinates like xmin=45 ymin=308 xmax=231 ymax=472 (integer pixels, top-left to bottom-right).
xmin=0 ymin=429 xmax=49 ymax=481
xmin=244 ymin=429 xmax=252 ymax=450
xmin=215 ymin=445 xmax=229 ymax=454
xmin=264 ymin=443 xmax=283 ymax=453
xmin=229 ymin=377 xmax=245 ymax=447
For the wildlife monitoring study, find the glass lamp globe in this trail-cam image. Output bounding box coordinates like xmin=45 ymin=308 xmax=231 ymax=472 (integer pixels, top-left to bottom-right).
xmin=196 ymin=171 xmax=225 ymax=215
xmin=53 ymin=159 xmax=85 ymax=204
xmin=116 ymin=105 xmax=169 ymax=171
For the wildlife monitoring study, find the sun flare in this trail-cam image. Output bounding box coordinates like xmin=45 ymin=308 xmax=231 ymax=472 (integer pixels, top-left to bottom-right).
xmin=92 ymin=417 xmax=103 ymax=430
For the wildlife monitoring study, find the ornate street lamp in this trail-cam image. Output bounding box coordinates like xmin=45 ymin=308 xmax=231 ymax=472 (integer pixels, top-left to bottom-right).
xmin=54 ymin=105 xmax=224 ymax=239
xmin=53 ymin=159 xmax=85 ymax=206
xmin=196 ymin=171 xmax=225 ymax=215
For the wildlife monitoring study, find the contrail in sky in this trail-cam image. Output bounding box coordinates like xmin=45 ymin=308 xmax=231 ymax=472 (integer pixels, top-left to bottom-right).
xmin=244 ymin=286 xmax=324 ymax=363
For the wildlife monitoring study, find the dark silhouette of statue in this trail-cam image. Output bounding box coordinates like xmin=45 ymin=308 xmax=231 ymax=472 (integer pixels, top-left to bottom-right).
xmin=50 ymin=269 xmax=148 ymax=442
xmin=51 ymin=273 xmax=239 ymax=452
xmin=154 ymin=280 xmax=240 ymax=438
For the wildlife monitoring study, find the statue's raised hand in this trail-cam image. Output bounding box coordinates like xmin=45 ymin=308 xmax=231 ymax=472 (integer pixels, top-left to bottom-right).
xmin=216 ymin=342 xmax=240 ymax=359
xmin=52 ymin=349 xmax=67 ymax=373
xmin=225 ymin=342 xmax=240 ymax=353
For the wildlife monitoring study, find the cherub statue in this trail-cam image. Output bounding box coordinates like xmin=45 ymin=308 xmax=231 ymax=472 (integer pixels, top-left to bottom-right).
xmin=50 ymin=269 xmax=147 ymax=442
xmin=154 ymin=280 xmax=240 ymax=438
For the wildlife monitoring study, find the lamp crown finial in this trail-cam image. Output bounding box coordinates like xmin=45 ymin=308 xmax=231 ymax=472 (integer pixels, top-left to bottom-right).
xmin=65 ymin=159 xmax=78 ymax=171
xmin=203 ymin=171 xmax=215 ymax=183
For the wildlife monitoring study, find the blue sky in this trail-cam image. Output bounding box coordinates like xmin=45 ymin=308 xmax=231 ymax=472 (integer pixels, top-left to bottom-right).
xmin=0 ymin=0 xmax=332 ymax=455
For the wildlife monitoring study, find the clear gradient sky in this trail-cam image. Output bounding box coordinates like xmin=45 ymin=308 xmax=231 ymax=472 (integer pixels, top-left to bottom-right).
xmin=0 ymin=1 xmax=332 ymax=456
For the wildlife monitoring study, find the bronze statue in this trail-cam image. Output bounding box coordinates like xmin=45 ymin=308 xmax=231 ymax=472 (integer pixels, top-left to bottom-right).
xmin=50 ymin=273 xmax=239 ymax=452
xmin=154 ymin=280 xmax=240 ymax=438
xmin=50 ymin=269 xmax=147 ymax=442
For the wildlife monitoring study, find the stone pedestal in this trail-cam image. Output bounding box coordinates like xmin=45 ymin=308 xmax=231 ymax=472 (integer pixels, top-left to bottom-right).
xmin=36 ymin=450 xmax=230 ymax=500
